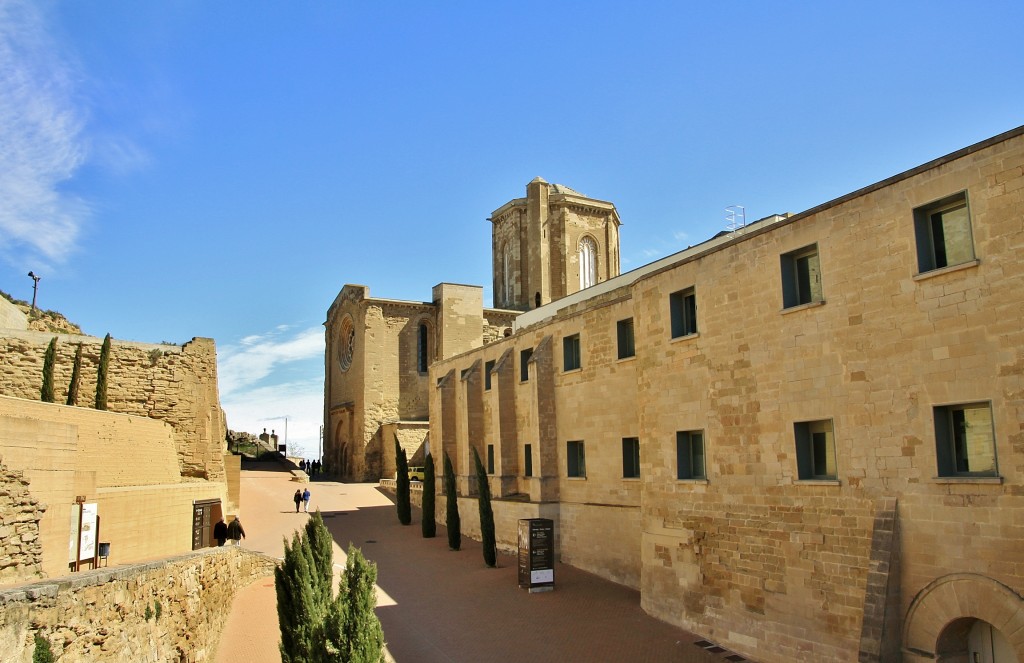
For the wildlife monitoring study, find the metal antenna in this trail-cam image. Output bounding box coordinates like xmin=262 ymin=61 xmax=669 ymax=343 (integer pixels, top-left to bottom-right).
xmin=725 ymin=206 xmax=746 ymax=235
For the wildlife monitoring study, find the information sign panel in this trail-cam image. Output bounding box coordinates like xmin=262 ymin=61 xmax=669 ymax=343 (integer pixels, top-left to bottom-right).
xmin=518 ymin=518 xmax=554 ymax=592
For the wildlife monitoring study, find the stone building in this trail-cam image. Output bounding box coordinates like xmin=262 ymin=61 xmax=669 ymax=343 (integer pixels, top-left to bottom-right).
xmin=323 ymin=180 xmax=621 ymax=481
xmin=329 ymin=127 xmax=1024 ymax=662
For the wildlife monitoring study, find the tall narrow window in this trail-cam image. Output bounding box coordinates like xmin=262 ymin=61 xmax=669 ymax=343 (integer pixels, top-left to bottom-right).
xmin=520 ymin=348 xmax=533 ymax=382
xmin=579 ymin=236 xmax=597 ymax=290
xmin=781 ymin=244 xmax=823 ymax=308
xmin=934 ymin=402 xmax=996 ymax=477
xmin=794 ymin=419 xmax=837 ymax=480
xmin=914 ymin=193 xmax=975 ymax=273
xmin=487 ymin=444 xmax=495 ymax=474
xmin=484 ymin=359 xmax=495 ymax=390
xmin=567 ymin=440 xmax=586 ymax=478
xmin=417 ymin=322 xmax=430 ymax=373
xmin=622 ymin=437 xmax=640 ymax=478
xmin=617 ymin=318 xmax=635 ymax=359
xmin=670 ymin=288 xmax=698 ymax=338
xmin=563 ymin=334 xmax=581 ymax=371
xmin=676 ymin=431 xmax=706 ymax=480
xmin=502 ymin=244 xmax=513 ymax=305
xmin=524 ymin=444 xmax=533 ymax=477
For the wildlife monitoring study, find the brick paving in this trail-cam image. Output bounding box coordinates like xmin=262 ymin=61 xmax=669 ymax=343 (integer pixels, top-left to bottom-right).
xmin=216 ymin=461 xmax=749 ymax=663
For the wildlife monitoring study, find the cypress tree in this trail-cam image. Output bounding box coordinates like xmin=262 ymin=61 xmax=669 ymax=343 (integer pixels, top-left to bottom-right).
xmin=443 ymin=451 xmax=460 ymax=550
xmin=95 ymin=333 xmax=111 ymax=410
xmin=472 ymin=447 xmax=497 ymax=567
xmin=66 ymin=343 xmax=82 ymax=406
xmin=40 ymin=337 xmax=57 ymax=402
xmin=321 ymin=545 xmax=385 ymax=663
xmin=421 ymin=452 xmax=436 ymax=538
xmin=275 ymin=528 xmax=324 ymax=663
xmin=304 ymin=511 xmax=334 ymax=608
xmin=394 ymin=436 xmax=411 ymax=525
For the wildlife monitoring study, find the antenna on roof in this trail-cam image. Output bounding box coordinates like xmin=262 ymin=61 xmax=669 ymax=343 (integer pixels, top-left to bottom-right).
xmin=725 ymin=205 xmax=746 ymax=235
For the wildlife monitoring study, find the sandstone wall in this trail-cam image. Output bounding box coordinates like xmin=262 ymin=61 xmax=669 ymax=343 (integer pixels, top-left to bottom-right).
xmin=0 ymin=396 xmax=228 ymax=578
xmin=0 ymin=459 xmax=45 ymax=584
xmin=0 ymin=546 xmax=276 ymax=663
xmin=0 ymin=298 xmax=28 ymax=331
xmin=0 ymin=332 xmax=226 ymax=480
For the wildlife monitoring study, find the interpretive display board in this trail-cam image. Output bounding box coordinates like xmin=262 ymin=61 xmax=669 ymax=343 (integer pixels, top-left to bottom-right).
xmin=518 ymin=518 xmax=554 ymax=592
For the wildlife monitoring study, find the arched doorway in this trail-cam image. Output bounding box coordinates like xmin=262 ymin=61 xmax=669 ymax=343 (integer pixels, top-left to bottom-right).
xmin=904 ymin=574 xmax=1024 ymax=662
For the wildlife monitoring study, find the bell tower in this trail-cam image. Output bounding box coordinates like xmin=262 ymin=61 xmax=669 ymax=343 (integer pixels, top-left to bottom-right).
xmin=490 ymin=177 xmax=621 ymax=310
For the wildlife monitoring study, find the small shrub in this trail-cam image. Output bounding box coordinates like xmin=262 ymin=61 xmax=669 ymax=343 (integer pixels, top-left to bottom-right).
xmin=154 ymin=600 xmax=162 ymax=621
xmin=144 ymin=604 xmax=153 ymax=621
xmin=33 ymin=633 xmax=54 ymax=663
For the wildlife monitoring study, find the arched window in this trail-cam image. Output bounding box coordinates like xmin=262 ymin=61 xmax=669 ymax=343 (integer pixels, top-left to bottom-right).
xmin=502 ymin=244 xmax=513 ymax=305
xmin=579 ymin=236 xmax=597 ymax=290
xmin=417 ymin=322 xmax=430 ymax=373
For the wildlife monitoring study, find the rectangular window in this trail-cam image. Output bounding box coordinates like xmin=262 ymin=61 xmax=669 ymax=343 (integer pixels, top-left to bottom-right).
xmin=487 ymin=444 xmax=495 ymax=474
xmin=670 ymin=288 xmax=697 ymax=338
xmin=934 ymin=402 xmax=997 ymax=477
xmin=676 ymin=431 xmax=706 ymax=480
xmin=622 ymin=437 xmax=640 ymax=478
xmin=617 ymin=318 xmax=635 ymax=359
xmin=417 ymin=323 xmax=429 ymax=373
xmin=794 ymin=419 xmax=837 ymax=480
xmin=460 ymin=367 xmax=471 ymax=380
xmin=524 ymin=444 xmax=533 ymax=477
xmin=781 ymin=244 xmax=823 ymax=308
xmin=484 ymin=359 xmax=495 ymax=390
xmin=567 ymin=440 xmax=586 ymax=478
xmin=520 ymin=348 xmax=533 ymax=382
xmin=563 ymin=334 xmax=581 ymax=371
xmin=914 ymin=193 xmax=974 ymax=273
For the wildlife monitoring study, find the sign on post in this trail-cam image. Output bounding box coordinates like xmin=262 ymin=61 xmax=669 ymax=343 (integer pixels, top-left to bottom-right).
xmin=518 ymin=518 xmax=554 ymax=592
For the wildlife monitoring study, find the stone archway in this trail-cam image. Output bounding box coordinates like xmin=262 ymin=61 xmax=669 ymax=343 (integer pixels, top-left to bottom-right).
xmin=903 ymin=573 xmax=1024 ymax=661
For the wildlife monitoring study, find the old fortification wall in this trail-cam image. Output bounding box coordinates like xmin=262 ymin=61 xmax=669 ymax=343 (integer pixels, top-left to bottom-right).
xmin=0 ymin=459 xmax=45 ymax=585
xmin=0 ymin=396 xmax=229 ymax=579
xmin=0 ymin=547 xmax=276 ymax=663
xmin=0 ymin=330 xmax=226 ymax=480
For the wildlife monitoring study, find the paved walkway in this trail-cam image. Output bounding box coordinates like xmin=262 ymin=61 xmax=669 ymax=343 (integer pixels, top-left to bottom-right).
xmin=216 ymin=461 xmax=749 ymax=663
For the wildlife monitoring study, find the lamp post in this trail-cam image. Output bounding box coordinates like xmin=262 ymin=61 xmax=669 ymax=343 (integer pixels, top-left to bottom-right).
xmin=27 ymin=271 xmax=40 ymax=316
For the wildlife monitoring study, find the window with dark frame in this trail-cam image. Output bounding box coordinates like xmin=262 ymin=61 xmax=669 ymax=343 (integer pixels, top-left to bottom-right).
xmin=914 ymin=193 xmax=975 ymax=273
xmin=524 ymin=443 xmax=533 ymax=477
xmin=670 ymin=288 xmax=698 ymax=338
xmin=417 ymin=323 xmax=429 ymax=373
xmin=781 ymin=244 xmax=823 ymax=308
xmin=934 ymin=402 xmax=997 ymax=477
xmin=794 ymin=419 xmax=837 ymax=480
xmin=567 ymin=440 xmax=586 ymax=478
xmin=520 ymin=348 xmax=533 ymax=382
xmin=487 ymin=444 xmax=495 ymax=474
xmin=484 ymin=359 xmax=495 ymax=390
xmin=622 ymin=437 xmax=640 ymax=478
xmin=617 ymin=318 xmax=635 ymax=359
xmin=676 ymin=431 xmax=706 ymax=480
xmin=563 ymin=334 xmax=581 ymax=371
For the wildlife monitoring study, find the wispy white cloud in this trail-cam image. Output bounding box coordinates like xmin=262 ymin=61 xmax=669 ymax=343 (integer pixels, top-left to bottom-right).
xmin=0 ymin=1 xmax=88 ymax=266
xmin=218 ymin=325 xmax=324 ymax=396
xmin=636 ymin=228 xmax=693 ymax=261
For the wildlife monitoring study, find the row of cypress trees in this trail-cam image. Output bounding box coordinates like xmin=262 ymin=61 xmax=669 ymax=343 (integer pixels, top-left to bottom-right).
xmin=393 ymin=437 xmax=496 ymax=567
xmin=39 ymin=333 xmax=111 ymax=410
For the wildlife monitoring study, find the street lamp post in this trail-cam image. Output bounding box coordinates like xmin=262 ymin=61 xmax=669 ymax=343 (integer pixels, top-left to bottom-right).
xmin=27 ymin=271 xmax=40 ymax=316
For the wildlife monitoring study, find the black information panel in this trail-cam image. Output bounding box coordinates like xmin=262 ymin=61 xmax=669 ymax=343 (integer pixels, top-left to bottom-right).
xmin=517 ymin=518 xmax=554 ymax=592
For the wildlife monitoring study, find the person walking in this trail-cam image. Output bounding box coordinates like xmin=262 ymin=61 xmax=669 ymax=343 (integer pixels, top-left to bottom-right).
xmin=227 ymin=517 xmax=246 ymax=545
xmin=302 ymin=487 xmax=311 ymax=513
xmin=293 ymin=489 xmax=302 ymax=513
xmin=213 ymin=517 xmax=228 ymax=546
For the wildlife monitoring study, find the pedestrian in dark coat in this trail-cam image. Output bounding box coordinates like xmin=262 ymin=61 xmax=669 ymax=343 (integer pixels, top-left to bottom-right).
xmin=227 ymin=518 xmax=245 ymax=545
xmin=213 ymin=518 xmax=228 ymax=546
xmin=293 ymin=489 xmax=302 ymax=513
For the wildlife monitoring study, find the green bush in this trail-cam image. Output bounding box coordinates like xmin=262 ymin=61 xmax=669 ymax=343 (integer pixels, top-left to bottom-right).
xmin=33 ymin=633 xmax=54 ymax=663
xmin=472 ymin=447 xmax=497 ymax=567
xmin=40 ymin=337 xmax=57 ymax=403
xmin=394 ymin=436 xmax=411 ymax=525
xmin=444 ymin=451 xmax=460 ymax=551
xmin=421 ymin=452 xmax=436 ymax=538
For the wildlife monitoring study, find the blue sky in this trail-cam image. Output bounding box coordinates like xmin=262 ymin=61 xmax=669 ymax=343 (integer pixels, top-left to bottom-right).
xmin=2 ymin=1 xmax=1022 ymax=459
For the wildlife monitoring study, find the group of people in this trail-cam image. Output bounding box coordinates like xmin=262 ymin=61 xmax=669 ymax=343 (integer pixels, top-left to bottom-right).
xmin=293 ymin=487 xmax=311 ymax=513
xmin=213 ymin=516 xmax=246 ymax=547
xmin=298 ymin=458 xmax=322 ymax=476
